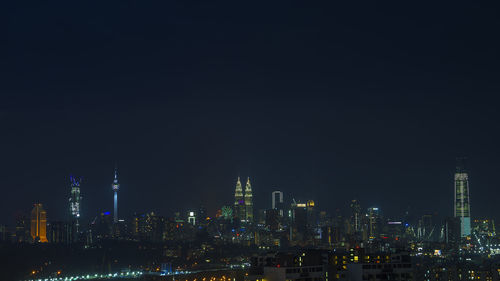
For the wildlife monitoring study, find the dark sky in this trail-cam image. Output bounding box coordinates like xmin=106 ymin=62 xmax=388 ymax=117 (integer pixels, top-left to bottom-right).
xmin=2 ymin=2 xmax=500 ymax=224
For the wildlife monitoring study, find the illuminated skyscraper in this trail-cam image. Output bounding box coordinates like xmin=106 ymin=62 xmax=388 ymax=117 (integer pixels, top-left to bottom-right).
xmin=290 ymin=200 xmax=308 ymax=239
xmin=244 ymin=177 xmax=253 ymax=223
xmin=234 ymin=177 xmax=245 ymax=222
xmin=69 ymin=175 xmax=82 ymax=241
xmin=30 ymin=203 xmax=48 ymax=243
xmin=112 ymin=168 xmax=120 ymax=223
xmin=367 ymin=207 xmax=380 ymax=239
xmin=15 ymin=215 xmax=29 ymax=243
xmin=272 ymin=190 xmax=284 ymax=216
xmin=350 ymin=199 xmax=361 ymax=233
xmin=454 ymin=158 xmax=471 ymax=237
xmin=187 ymin=211 xmax=196 ymax=225
xmin=306 ymin=200 xmax=316 ymax=228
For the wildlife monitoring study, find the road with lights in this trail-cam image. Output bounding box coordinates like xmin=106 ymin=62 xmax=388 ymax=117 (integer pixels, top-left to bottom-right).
xmin=25 ymin=267 xmax=247 ymax=281
xmin=26 ymin=271 xmax=144 ymax=281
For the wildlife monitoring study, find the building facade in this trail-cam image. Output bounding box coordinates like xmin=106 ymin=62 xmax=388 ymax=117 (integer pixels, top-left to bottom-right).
xmin=234 ymin=177 xmax=245 ymax=222
xmin=272 ymin=191 xmax=284 ymax=217
xmin=350 ymin=200 xmax=361 ymax=233
xmin=247 ymin=250 xmax=413 ymax=281
xmin=367 ymin=207 xmax=380 ymax=240
xmin=232 ymin=176 xmax=254 ymax=224
xmin=454 ymin=159 xmax=471 ymax=237
xmin=69 ymin=175 xmax=82 ymax=240
xmin=69 ymin=175 xmax=82 ymax=219
xmin=30 ymin=203 xmax=48 ymax=243
xmin=245 ymin=177 xmax=254 ymax=223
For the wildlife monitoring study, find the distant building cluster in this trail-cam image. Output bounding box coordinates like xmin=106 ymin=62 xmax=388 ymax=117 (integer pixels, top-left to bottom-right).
xmin=2 ymin=159 xmax=500 ymax=281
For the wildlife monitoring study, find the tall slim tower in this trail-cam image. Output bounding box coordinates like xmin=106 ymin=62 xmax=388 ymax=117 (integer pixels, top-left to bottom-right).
xmin=112 ymin=168 xmax=120 ymax=223
xmin=244 ymin=177 xmax=253 ymax=223
xmin=69 ymin=175 xmax=82 ymax=238
xmin=30 ymin=203 xmax=48 ymax=243
xmin=272 ymin=190 xmax=284 ymax=216
xmin=234 ymin=177 xmax=245 ymax=221
xmin=350 ymin=199 xmax=361 ymax=233
xmin=454 ymin=158 xmax=471 ymax=237
xmin=367 ymin=207 xmax=380 ymax=239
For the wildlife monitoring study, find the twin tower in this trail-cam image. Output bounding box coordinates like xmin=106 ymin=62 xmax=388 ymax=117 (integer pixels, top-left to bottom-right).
xmin=234 ymin=177 xmax=253 ymax=223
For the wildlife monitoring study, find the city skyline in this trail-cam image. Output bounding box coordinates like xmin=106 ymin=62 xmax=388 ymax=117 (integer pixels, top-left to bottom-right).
xmin=3 ymin=3 xmax=500 ymax=227
xmin=3 ymin=2 xmax=500 ymax=279
xmin=7 ymin=158 xmax=492 ymax=226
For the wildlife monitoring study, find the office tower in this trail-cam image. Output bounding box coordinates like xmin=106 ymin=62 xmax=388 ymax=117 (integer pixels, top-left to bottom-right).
xmin=188 ymin=211 xmax=196 ymax=225
xmin=291 ymin=201 xmax=308 ymax=240
xmin=69 ymin=175 xmax=82 ymax=219
xmin=454 ymin=158 xmax=471 ymax=237
xmin=272 ymin=191 xmax=284 ymax=216
xmin=256 ymin=209 xmax=266 ymax=224
xmin=198 ymin=206 xmax=207 ymax=227
xmin=187 ymin=211 xmax=196 ymax=225
xmin=234 ymin=177 xmax=245 ymax=222
xmin=244 ymin=177 xmax=254 ymax=223
xmin=443 ymin=217 xmax=461 ymax=249
xmin=91 ymin=211 xmax=113 ymax=240
xmin=30 ymin=203 xmax=48 ymax=243
xmin=112 ymin=168 xmax=120 ymax=223
xmin=134 ymin=212 xmax=164 ymax=242
xmin=306 ymin=200 xmax=316 ymax=228
xmin=265 ymin=209 xmax=280 ymax=231
xmin=350 ymin=199 xmax=361 ymax=233
xmin=198 ymin=206 xmax=207 ymax=220
xmin=367 ymin=207 xmax=380 ymax=239
xmin=69 ymin=175 xmax=82 ymax=239
xmin=48 ymin=221 xmax=72 ymax=244
xmin=15 ymin=215 xmax=29 ymax=243
xmin=0 ymin=225 xmax=7 ymax=242
xmin=418 ymin=214 xmax=438 ymax=241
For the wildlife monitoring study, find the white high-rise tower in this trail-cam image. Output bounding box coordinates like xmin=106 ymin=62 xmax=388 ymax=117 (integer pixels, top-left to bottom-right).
xmin=272 ymin=190 xmax=284 ymax=216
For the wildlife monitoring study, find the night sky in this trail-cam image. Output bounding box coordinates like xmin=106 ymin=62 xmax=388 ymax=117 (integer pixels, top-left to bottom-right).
xmin=2 ymin=2 xmax=500 ymax=224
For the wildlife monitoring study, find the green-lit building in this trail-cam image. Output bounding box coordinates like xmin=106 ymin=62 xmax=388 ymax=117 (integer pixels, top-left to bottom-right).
xmin=454 ymin=158 xmax=471 ymax=238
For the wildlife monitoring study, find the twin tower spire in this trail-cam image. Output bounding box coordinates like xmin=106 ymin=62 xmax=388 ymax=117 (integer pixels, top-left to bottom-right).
xmin=234 ymin=177 xmax=253 ymax=223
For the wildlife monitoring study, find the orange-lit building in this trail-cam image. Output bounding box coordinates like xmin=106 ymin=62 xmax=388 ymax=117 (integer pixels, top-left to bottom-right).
xmin=30 ymin=203 xmax=48 ymax=243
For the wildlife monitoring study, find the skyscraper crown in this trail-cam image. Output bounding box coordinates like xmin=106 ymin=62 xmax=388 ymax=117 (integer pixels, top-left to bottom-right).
xmin=244 ymin=177 xmax=252 ymax=193
xmin=70 ymin=174 xmax=81 ymax=187
xmin=112 ymin=168 xmax=120 ymax=191
xmin=234 ymin=176 xmax=243 ymax=197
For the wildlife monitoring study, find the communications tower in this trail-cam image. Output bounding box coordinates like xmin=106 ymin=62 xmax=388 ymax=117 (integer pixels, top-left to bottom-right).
xmin=112 ymin=168 xmax=120 ymax=223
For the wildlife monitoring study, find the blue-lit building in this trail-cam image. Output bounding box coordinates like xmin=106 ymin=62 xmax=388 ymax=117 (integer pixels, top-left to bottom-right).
xmin=69 ymin=175 xmax=82 ymax=241
xmin=112 ymin=168 xmax=120 ymax=223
